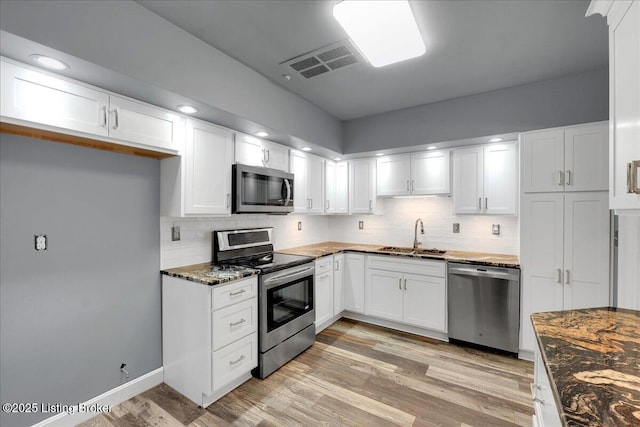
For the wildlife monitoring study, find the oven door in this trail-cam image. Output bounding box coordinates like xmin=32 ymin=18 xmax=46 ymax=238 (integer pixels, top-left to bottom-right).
xmin=233 ymin=164 xmax=294 ymax=214
xmin=260 ymin=264 xmax=315 ymax=352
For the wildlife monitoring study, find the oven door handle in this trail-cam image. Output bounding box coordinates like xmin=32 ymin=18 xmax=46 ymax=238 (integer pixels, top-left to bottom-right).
xmin=263 ymin=265 xmax=314 ymax=286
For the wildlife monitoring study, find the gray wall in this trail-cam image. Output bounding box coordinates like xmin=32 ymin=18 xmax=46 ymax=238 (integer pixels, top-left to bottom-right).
xmin=0 ymin=135 xmax=161 ymax=427
xmin=343 ymin=68 xmax=608 ymax=154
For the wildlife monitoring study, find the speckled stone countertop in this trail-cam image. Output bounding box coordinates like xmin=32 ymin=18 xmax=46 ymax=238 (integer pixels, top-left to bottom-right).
xmin=276 ymin=241 xmax=519 ymax=268
xmin=161 ymin=262 xmax=259 ymax=286
xmin=531 ymin=308 xmax=640 ymax=426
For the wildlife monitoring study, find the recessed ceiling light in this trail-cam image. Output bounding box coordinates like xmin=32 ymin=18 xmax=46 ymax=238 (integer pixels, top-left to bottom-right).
xmin=333 ymin=0 xmax=425 ymax=68
xmin=427 ymin=146 xmax=437 ymax=150
xmin=29 ymin=54 xmax=69 ymax=70
xmin=334 ymin=157 xmax=342 ymax=161
xmin=376 ymin=153 xmax=384 ymax=156
xmin=177 ymin=105 xmax=198 ymax=114
xmin=255 ymin=131 xmax=269 ymax=138
xmin=282 ymin=74 xmax=292 ymax=81
xmin=489 ymin=138 xmax=502 ymax=143
xmin=302 ymin=147 xmax=312 ymax=152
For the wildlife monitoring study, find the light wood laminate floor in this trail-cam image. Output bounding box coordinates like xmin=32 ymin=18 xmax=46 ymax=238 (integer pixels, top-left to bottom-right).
xmin=81 ymin=319 xmax=534 ymax=427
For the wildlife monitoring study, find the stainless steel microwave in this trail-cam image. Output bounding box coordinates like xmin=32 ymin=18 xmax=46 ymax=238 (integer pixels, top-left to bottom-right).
xmin=232 ymin=164 xmax=294 ymax=214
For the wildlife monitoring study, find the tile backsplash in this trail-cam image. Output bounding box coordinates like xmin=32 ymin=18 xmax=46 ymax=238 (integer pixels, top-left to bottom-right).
xmin=161 ymin=197 xmax=519 ymax=269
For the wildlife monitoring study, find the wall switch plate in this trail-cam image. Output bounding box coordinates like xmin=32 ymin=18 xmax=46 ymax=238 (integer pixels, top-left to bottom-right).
xmin=171 ymin=225 xmax=180 ymax=241
xmin=297 ymin=221 xmax=302 ymax=231
xmin=453 ymin=223 xmax=460 ymax=233
xmin=34 ymin=234 xmax=47 ymax=251
xmin=492 ymin=224 xmax=500 ymax=235
xmin=358 ymin=221 xmax=364 ymax=230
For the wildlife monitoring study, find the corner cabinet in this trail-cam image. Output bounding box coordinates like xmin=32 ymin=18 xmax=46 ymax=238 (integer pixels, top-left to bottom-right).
xmin=349 ymin=158 xmax=378 ymax=214
xmin=161 ymin=119 xmax=234 ymax=216
xmin=588 ymin=0 xmax=640 ymax=211
xmin=290 ymin=150 xmax=324 ymax=214
xmin=162 ymin=276 xmax=258 ymax=407
xmin=453 ymin=142 xmax=518 ymax=215
xmin=234 ymin=133 xmax=289 ymax=172
xmin=377 ymin=150 xmax=451 ymax=197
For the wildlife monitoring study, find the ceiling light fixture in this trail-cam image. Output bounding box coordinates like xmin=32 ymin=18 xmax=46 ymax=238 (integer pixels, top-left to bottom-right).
xmin=489 ymin=138 xmax=502 ymax=143
xmin=177 ymin=105 xmax=198 ymax=114
xmin=427 ymin=146 xmax=437 ymax=150
xmin=376 ymin=153 xmax=384 ymax=156
xmin=333 ymin=0 xmax=425 ymax=68
xmin=255 ymin=131 xmax=269 ymax=138
xmin=334 ymin=157 xmax=342 ymax=161
xmin=302 ymin=147 xmax=312 ymax=152
xmin=29 ymin=54 xmax=69 ymax=70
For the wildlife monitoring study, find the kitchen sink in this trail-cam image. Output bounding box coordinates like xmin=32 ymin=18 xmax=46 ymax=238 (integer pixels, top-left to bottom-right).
xmin=378 ymin=246 xmax=446 ymax=255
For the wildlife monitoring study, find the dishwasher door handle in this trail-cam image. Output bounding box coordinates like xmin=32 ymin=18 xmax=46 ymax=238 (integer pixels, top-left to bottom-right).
xmin=449 ymin=267 xmax=518 ymax=280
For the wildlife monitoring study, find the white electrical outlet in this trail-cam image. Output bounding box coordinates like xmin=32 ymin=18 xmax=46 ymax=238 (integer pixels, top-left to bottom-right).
xmin=34 ymin=234 xmax=47 ymax=251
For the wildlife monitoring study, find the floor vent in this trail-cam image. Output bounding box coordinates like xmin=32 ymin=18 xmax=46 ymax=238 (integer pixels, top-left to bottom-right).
xmin=280 ymin=40 xmax=364 ymax=79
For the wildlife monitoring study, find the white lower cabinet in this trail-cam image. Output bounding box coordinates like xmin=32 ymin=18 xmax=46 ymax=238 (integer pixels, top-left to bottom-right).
xmin=533 ymin=350 xmax=561 ymax=427
xmin=344 ymin=253 xmax=366 ymax=313
xmin=333 ymin=254 xmax=345 ymax=315
xmin=162 ymin=276 xmax=257 ymax=407
xmin=365 ymin=256 xmax=446 ymax=332
xmin=315 ymin=255 xmax=334 ymax=332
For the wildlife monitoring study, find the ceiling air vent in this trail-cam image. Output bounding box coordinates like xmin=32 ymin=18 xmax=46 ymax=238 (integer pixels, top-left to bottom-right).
xmin=280 ymin=40 xmax=364 ymax=79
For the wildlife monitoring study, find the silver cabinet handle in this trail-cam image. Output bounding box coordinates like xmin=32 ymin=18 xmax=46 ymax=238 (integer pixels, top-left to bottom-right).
xmin=229 ymin=318 xmax=246 ymax=327
xmin=101 ymin=106 xmax=107 ymax=127
xmin=411 ymin=180 xmax=415 ymax=191
xmin=558 ymin=170 xmax=564 ymax=186
xmin=325 ymin=200 xmax=329 ymax=210
xmin=403 ymin=278 xmax=407 ymax=290
xmin=566 ymin=269 xmax=570 ymax=284
xmin=406 ymin=180 xmax=410 ymax=191
xmin=485 ymin=197 xmax=488 ymax=211
xmin=310 ymin=198 xmax=313 ymax=209
xmin=566 ymin=170 xmax=572 ymax=186
xmin=557 ymin=268 xmax=562 ymax=284
xmin=229 ymin=355 xmax=245 ymax=365
xmin=266 ymin=149 xmax=270 ymax=162
xmin=398 ymin=278 xmax=402 ymax=289
xmin=369 ymin=200 xmax=373 ymax=210
xmin=533 ymin=397 xmax=545 ymax=405
xmin=628 ymin=161 xmax=640 ymax=194
xmin=478 ymin=197 xmax=482 ymax=210
xmin=534 ymin=384 xmax=542 ymax=390
xmin=229 ymin=289 xmax=246 ymax=297
xmin=262 ymin=149 xmax=267 ymax=164
xmin=226 ymin=193 xmax=230 ymax=209
xmin=111 ymin=108 xmax=119 ymax=130
xmin=335 ymin=261 xmax=339 ymax=271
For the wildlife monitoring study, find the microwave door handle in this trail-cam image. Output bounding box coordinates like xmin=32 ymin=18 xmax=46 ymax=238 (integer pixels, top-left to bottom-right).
xmin=284 ymin=178 xmax=292 ymax=205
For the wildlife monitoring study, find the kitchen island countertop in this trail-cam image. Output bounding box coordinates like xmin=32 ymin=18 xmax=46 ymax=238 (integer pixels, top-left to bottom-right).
xmin=277 ymin=241 xmax=519 ymax=268
xmin=531 ymin=307 xmax=640 ymax=427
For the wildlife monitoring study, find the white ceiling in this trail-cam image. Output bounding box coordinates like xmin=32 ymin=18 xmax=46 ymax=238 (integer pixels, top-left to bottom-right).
xmin=136 ymin=0 xmax=608 ymax=121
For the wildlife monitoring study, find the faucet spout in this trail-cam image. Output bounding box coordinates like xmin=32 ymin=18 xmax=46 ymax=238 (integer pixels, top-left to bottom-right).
xmin=413 ymin=218 xmax=425 ymax=250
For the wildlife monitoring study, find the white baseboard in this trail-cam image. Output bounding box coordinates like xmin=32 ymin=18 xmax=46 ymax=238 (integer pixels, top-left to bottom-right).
xmin=31 ymin=367 xmax=163 ymax=427
xmin=342 ymin=311 xmax=449 ymax=342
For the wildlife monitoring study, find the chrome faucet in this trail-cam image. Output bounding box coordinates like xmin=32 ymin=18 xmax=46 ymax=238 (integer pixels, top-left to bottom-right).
xmin=413 ymin=218 xmax=425 ymax=251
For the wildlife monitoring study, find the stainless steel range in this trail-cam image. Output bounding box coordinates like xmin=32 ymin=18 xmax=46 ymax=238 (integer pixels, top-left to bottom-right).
xmin=213 ymin=228 xmax=315 ymax=378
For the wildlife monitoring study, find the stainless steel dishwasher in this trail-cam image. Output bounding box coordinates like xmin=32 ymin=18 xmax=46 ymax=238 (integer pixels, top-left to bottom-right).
xmin=447 ymin=263 xmax=521 ymax=354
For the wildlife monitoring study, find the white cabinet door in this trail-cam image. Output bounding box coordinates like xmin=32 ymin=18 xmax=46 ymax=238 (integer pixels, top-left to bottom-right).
xmin=335 ymin=162 xmax=349 ymax=214
xmin=403 ymin=273 xmax=446 ymax=331
xmin=344 ymin=253 xmax=365 ymax=313
xmin=234 ymin=134 xmax=266 ymax=167
xmin=350 ymin=158 xmax=376 ymax=214
xmin=564 ymin=124 xmax=608 ymax=192
xmin=521 ymin=129 xmax=565 ymax=193
xmin=307 ymin=154 xmax=324 ymax=214
xmin=315 ymin=270 xmax=334 ymax=329
xmin=325 ymin=160 xmax=336 ymax=214
xmin=264 ymin=141 xmax=289 ymax=172
xmin=0 ymin=60 xmax=109 ymax=137
xmin=333 ymin=254 xmax=345 ymax=315
xmin=108 ymin=95 xmax=182 ymax=151
xmin=366 ymin=269 xmax=404 ymax=322
xmin=376 ymin=154 xmax=411 ymax=196
xmin=520 ymin=193 xmax=565 ymax=352
xmin=411 ymin=150 xmax=451 ymax=195
xmin=610 ymin=0 xmax=640 ymax=209
xmin=290 ymin=150 xmax=308 ymax=213
xmin=184 ymin=119 xmax=233 ymax=215
xmin=483 ymin=143 xmax=517 ymax=214
xmin=563 ymin=192 xmax=610 ymax=310
xmin=453 ymin=147 xmax=483 ymax=214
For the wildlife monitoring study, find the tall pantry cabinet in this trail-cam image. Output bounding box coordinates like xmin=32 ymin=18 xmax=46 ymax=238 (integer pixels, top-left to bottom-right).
xmin=519 ymin=122 xmax=610 ymax=354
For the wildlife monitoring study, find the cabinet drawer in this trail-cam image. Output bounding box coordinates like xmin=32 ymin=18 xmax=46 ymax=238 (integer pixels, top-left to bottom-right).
xmin=212 ymin=277 xmax=257 ymax=310
xmin=212 ymin=333 xmax=257 ymax=392
xmin=212 ymin=299 xmax=257 ymax=351
xmin=367 ymin=255 xmax=445 ymax=277
xmin=315 ymin=256 xmax=333 ymax=274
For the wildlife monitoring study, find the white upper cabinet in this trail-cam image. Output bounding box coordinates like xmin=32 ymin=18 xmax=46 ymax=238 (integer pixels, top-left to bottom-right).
xmin=1 ymin=59 xmax=183 ymax=154
xmin=377 ymin=150 xmax=451 ymax=197
xmin=161 ymin=119 xmax=234 ymax=216
xmin=234 ymin=133 xmax=289 ymax=172
xmin=324 ymin=160 xmax=336 ymax=214
xmin=290 ymin=150 xmax=323 ymax=214
xmin=453 ymin=142 xmax=517 ymax=215
xmin=521 ymin=123 xmax=608 ymax=193
xmin=335 ymin=161 xmax=349 ymax=214
xmin=349 ymin=158 xmax=378 ymax=214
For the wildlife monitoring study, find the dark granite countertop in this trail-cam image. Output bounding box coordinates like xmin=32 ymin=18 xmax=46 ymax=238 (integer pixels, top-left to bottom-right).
xmin=161 ymin=262 xmax=259 ymax=286
xmin=531 ymin=307 xmax=640 ymax=427
xmin=277 ymin=241 xmax=519 ymax=268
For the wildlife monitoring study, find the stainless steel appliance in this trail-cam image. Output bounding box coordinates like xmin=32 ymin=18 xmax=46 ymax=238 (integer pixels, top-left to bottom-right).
xmin=213 ymin=228 xmax=315 ymax=378
xmin=232 ymin=164 xmax=294 ymax=214
xmin=447 ymin=263 xmax=521 ymax=354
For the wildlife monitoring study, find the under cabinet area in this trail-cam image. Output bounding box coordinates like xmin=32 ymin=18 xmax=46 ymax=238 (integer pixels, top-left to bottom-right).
xmin=162 ymin=276 xmax=257 ymax=407
xmin=365 ymin=255 xmax=446 ymax=332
